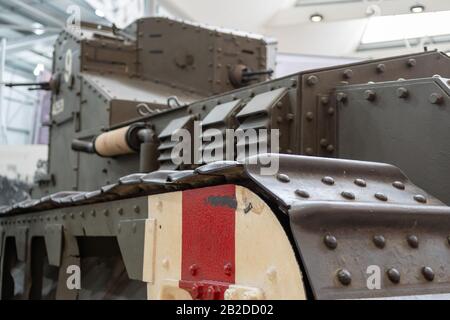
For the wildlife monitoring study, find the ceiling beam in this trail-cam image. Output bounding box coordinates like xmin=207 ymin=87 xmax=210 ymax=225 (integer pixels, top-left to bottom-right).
xmin=0 ymin=0 xmax=65 ymax=27
xmin=6 ymin=33 xmax=58 ymax=54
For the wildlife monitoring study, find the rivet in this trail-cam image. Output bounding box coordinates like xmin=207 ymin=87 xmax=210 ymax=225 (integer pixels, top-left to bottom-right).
xmin=354 ymin=179 xmax=366 ymax=187
xmin=190 ymin=264 xmax=199 ymax=276
xmin=341 ymin=191 xmax=355 ymax=200
xmin=320 ymin=138 xmax=328 ymax=147
xmin=324 ymin=234 xmax=337 ymax=249
xmin=117 ymin=208 xmax=124 ymax=215
xmin=80 ymin=211 xmax=84 ymax=218
xmin=374 ymin=192 xmax=388 ymax=201
xmin=162 ymin=258 xmax=170 ymax=269
xmin=407 ymin=235 xmax=419 ymax=248
xmin=327 ymin=107 xmax=335 ymax=116
xmin=364 ymin=90 xmax=376 ymax=101
xmin=305 ymin=148 xmax=314 ymax=156
xmin=266 ymin=267 xmax=277 ymax=281
xmin=277 ymin=173 xmax=290 ymax=183
xmin=373 ymin=235 xmax=386 ymax=249
xmin=343 ymin=69 xmax=353 ymax=79
xmin=295 ymin=189 xmax=310 ymax=198
xmin=103 ymin=209 xmax=109 ymax=216
xmin=392 ymin=181 xmax=405 ymax=190
xmin=321 ymin=96 xmax=330 ymax=105
xmin=397 ymin=87 xmax=409 ymax=99
xmin=322 ymin=176 xmax=335 ymax=185
xmin=134 ymin=205 xmax=141 ymax=213
xmin=337 ymin=269 xmax=352 ymax=286
xmin=326 ymin=145 xmax=335 ymax=153
xmin=407 ymin=58 xmax=417 ymax=67
xmin=387 ymin=268 xmax=401 ymax=284
xmin=422 ymin=266 xmax=435 ymax=281
xmin=91 ymin=209 xmax=96 ymax=217
xmin=429 ymin=93 xmax=444 ymax=105
xmin=414 ymin=194 xmax=427 ymax=204
xmin=306 ymin=112 xmax=314 ymax=121
xmin=224 ymin=263 xmax=233 ymax=276
xmin=307 ymin=75 xmax=319 ymax=86
xmin=336 ymin=92 xmax=347 ymax=103
xmin=376 ymin=63 xmax=386 ymax=73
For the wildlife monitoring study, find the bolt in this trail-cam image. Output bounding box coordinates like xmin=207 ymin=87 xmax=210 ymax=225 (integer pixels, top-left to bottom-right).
xmin=354 ymin=179 xmax=367 ymax=187
xmin=397 ymin=87 xmax=409 ymax=99
xmin=337 ymin=269 xmax=352 ymax=286
xmin=387 ymin=268 xmax=401 ymax=284
xmin=422 ymin=267 xmax=435 ymax=281
xmin=324 ymin=234 xmax=338 ymax=249
xmin=373 ymin=235 xmax=386 ymax=249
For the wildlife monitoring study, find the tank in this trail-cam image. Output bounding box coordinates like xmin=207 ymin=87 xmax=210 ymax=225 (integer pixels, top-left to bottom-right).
xmin=2 ymin=17 xmax=450 ymax=300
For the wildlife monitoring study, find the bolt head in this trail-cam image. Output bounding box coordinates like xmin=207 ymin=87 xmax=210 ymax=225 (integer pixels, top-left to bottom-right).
xmin=407 ymin=58 xmax=417 ymax=67
xmin=354 ymin=179 xmax=367 ymax=187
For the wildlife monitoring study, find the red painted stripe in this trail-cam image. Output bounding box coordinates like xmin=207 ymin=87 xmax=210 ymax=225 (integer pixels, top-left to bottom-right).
xmin=181 ymin=185 xmax=236 ymax=288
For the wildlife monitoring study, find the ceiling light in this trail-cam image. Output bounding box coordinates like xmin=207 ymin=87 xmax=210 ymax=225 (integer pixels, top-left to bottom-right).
xmin=95 ymin=9 xmax=105 ymax=17
xmin=32 ymin=22 xmax=45 ymax=35
xmin=310 ymin=14 xmax=323 ymax=22
xmin=410 ymin=5 xmax=425 ymax=13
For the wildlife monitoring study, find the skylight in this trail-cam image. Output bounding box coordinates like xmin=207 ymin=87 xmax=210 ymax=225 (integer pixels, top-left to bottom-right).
xmin=361 ymin=10 xmax=450 ymax=44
